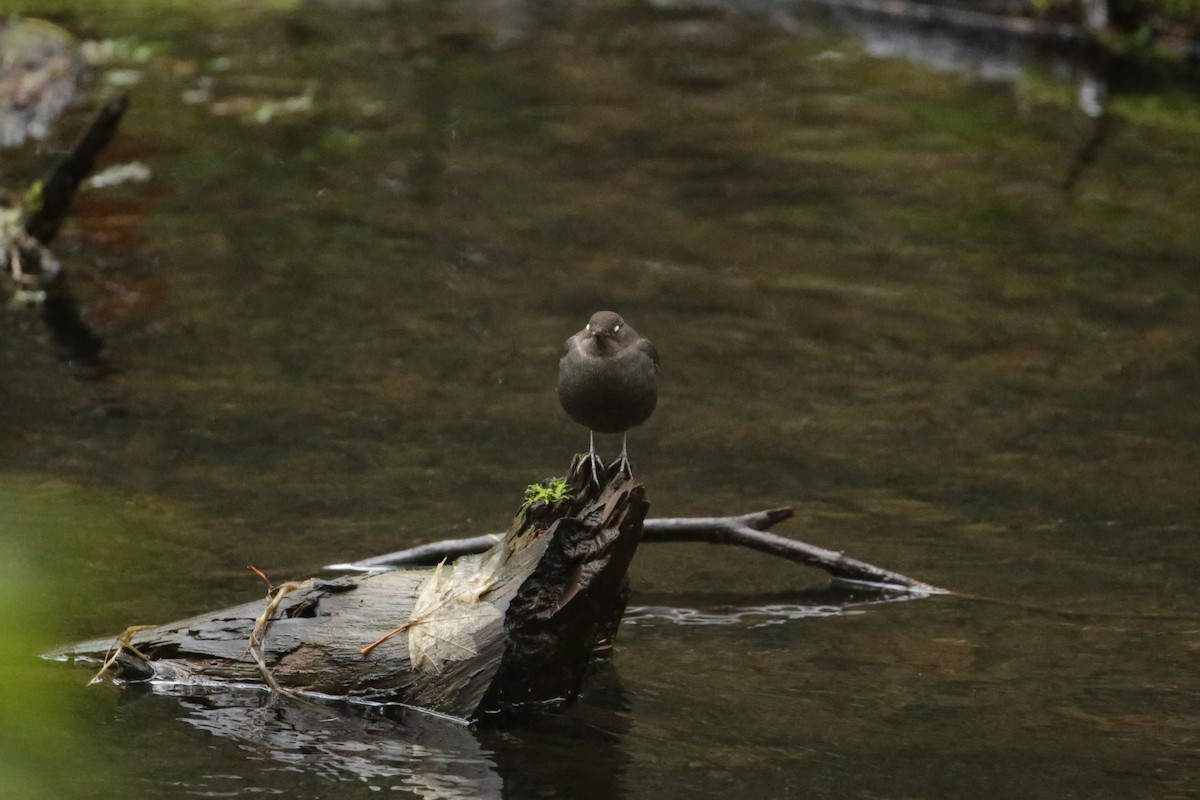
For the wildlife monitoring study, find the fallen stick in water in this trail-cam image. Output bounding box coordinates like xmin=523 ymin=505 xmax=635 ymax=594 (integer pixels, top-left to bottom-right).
xmin=334 ymin=507 xmax=944 ymax=595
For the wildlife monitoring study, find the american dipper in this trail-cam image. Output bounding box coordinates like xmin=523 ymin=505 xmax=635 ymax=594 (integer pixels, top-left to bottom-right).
xmin=557 ymin=310 xmax=658 ymax=480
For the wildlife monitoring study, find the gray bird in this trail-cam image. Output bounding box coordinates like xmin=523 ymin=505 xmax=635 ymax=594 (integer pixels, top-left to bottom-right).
xmin=557 ymin=310 xmax=658 ymax=480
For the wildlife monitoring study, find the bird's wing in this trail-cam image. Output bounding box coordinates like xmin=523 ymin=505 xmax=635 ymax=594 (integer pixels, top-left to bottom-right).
xmin=638 ymin=338 xmax=660 ymax=372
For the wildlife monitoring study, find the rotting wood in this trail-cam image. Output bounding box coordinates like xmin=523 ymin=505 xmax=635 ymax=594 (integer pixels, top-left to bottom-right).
xmin=53 ymin=457 xmax=649 ymax=721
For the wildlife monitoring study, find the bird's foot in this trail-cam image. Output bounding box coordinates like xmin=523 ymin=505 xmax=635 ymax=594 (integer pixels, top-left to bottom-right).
xmin=609 ymin=454 xmax=634 ymax=481
xmin=580 ymin=450 xmax=606 ymax=487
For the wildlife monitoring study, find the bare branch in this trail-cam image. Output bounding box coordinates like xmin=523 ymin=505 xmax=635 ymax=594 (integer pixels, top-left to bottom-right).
xmin=647 ymin=521 xmax=944 ymax=594
xmin=332 ymin=507 xmax=942 ymax=595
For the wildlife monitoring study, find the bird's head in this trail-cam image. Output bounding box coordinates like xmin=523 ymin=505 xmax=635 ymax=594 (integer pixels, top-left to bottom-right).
xmin=585 ymin=310 xmax=627 ymax=343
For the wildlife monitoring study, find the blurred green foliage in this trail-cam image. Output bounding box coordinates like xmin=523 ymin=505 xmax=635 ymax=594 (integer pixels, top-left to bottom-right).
xmin=3 ymin=0 xmax=1200 ymax=48
xmin=0 ymin=489 xmax=106 ymax=799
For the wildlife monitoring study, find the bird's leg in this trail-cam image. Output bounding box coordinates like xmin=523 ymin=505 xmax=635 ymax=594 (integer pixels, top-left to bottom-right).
xmin=612 ymin=433 xmax=634 ymax=480
xmin=582 ymin=430 xmax=605 ymax=486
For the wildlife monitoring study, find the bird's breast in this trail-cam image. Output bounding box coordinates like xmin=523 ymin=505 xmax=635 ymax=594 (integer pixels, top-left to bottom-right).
xmin=557 ymin=346 xmax=657 ymax=434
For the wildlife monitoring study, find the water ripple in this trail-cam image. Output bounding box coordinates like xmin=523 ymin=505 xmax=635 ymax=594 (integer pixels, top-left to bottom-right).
xmin=625 ymin=593 xmax=921 ymax=628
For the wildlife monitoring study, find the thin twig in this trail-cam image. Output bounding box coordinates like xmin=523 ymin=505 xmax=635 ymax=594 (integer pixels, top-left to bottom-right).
xmin=246 ymin=566 xmax=303 ymax=699
xmin=360 ymin=558 xmax=490 ymax=659
xmin=360 ymin=620 xmax=415 ymax=656
xmin=88 ymin=624 xmax=155 ymax=685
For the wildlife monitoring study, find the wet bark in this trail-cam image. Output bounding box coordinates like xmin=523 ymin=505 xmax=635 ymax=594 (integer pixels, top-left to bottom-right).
xmin=56 ymin=458 xmax=648 ymax=721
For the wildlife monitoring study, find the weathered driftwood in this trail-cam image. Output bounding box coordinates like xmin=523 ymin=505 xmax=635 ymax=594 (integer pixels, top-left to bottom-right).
xmin=56 ymin=458 xmax=648 ymax=721
xmin=338 ymin=507 xmax=944 ymax=594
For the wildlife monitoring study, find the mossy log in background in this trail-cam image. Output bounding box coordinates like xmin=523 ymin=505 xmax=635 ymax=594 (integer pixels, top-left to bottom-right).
xmin=55 ymin=458 xmax=648 ymax=721
xmin=2 ymin=93 xmax=128 ymax=373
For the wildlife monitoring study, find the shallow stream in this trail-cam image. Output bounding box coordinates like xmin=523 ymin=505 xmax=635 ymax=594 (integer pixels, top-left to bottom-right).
xmin=2 ymin=1 xmax=1199 ymax=798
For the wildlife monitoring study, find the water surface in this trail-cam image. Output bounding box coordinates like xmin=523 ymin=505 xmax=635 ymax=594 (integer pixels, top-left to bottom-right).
xmin=2 ymin=1 xmax=1199 ymax=798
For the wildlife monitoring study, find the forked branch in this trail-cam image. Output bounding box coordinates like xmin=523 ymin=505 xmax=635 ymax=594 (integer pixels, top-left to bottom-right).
xmin=333 ymin=507 xmax=943 ymax=595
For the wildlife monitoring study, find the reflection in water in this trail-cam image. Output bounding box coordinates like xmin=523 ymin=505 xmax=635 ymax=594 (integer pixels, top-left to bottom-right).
xmin=158 ymin=686 xmax=503 ymax=799
xmin=821 ymin=1 xmax=1126 ymax=188
xmin=849 ymin=16 xmax=1057 ymax=82
xmin=676 ymin=0 xmax=1133 ymax=198
xmin=479 ymin=661 xmax=631 ymax=800
xmin=674 ymin=0 xmax=1080 ymax=81
xmin=626 ymin=586 xmax=924 ymax=626
xmin=732 ymin=0 xmax=1136 ymax=191
xmin=122 ymin=674 xmax=634 ymax=800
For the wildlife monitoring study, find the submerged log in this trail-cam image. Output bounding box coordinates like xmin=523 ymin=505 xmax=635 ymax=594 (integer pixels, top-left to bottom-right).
xmin=56 ymin=458 xmax=648 ymax=720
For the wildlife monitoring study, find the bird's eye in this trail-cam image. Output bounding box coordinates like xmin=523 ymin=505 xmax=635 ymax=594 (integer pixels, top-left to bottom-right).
xmin=613 ymin=324 xmax=622 ymax=333
xmin=586 ymin=324 xmax=592 ymax=333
